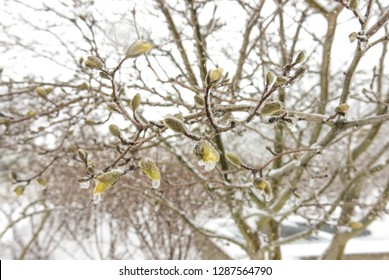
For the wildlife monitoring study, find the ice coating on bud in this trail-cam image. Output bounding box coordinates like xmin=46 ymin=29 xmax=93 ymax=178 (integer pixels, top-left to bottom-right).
xmin=259 ymin=101 xmax=283 ymax=116
xmin=265 ymin=71 xmax=275 ymax=86
xmin=163 ymin=116 xmax=187 ymax=134
xmin=193 ymin=140 xmax=220 ymax=171
xmin=294 ymin=50 xmax=307 ymax=64
xmin=225 ymin=152 xmax=242 ymax=167
xmin=92 ymin=169 xmax=124 ymax=202
xmin=125 ymin=40 xmax=153 ymax=58
xmin=131 ymin=93 xmax=142 ymax=111
xmin=84 ymin=56 xmax=104 ymax=70
xmin=108 ymin=124 xmax=121 ymax=138
xmin=206 ymin=67 xmax=223 ymax=86
xmin=138 ymin=158 xmax=161 ymax=188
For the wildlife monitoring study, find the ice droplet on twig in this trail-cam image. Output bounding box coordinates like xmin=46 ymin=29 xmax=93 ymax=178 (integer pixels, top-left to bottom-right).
xmin=79 ymin=181 xmax=90 ymax=189
xmin=152 ymin=180 xmax=160 ymax=189
xmin=204 ymin=162 xmax=216 ymax=171
xmin=93 ymin=194 xmax=101 ymax=204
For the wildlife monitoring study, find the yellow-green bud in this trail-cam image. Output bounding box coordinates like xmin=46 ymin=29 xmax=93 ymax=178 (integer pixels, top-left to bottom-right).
xmin=27 ymin=109 xmax=37 ymax=118
xmin=78 ymin=149 xmax=87 ymax=162
xmin=131 ymin=93 xmax=142 ymax=111
xmin=260 ymin=101 xmax=283 ymax=116
xmin=84 ymin=56 xmax=104 ymax=70
xmin=11 ymin=171 xmax=18 ymax=181
xmin=335 ymin=103 xmax=350 ymax=116
xmin=35 ymin=87 xmax=47 ymax=98
xmin=253 ymin=177 xmax=270 ymax=191
xmin=294 ymin=50 xmax=307 ymax=64
xmin=206 ymin=67 xmax=223 ymax=86
xmin=349 ymin=0 xmax=359 ymax=11
xmin=93 ymin=169 xmax=124 ymax=203
xmin=275 ymin=76 xmax=288 ymax=86
xmin=225 ymin=152 xmax=243 ymax=167
xmin=108 ymin=124 xmax=121 ymax=138
xmin=87 ymin=165 xmax=95 ymax=175
xmin=193 ymin=140 xmax=220 ymax=171
xmin=194 ymin=95 xmax=205 ymax=106
xmin=138 ymin=158 xmax=161 ymax=188
xmin=125 ymin=40 xmax=153 ymax=58
xmin=85 ymin=119 xmax=95 ymax=125
xmin=173 ymin=114 xmax=184 ymax=121
xmin=349 ymin=32 xmax=358 ymax=43
xmin=14 ymin=185 xmax=26 ymax=196
xmin=163 ymin=117 xmax=187 ymax=134
xmin=295 ymin=66 xmax=309 ymax=77
xmin=36 ymin=177 xmax=46 ymax=187
xmin=265 ymin=71 xmax=276 ymax=86
xmin=99 ymin=71 xmax=111 ymax=79
xmin=77 ymin=82 xmax=89 ymax=91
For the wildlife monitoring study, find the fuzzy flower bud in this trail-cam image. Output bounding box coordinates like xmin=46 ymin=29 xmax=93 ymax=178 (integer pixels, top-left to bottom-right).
xmin=265 ymin=71 xmax=276 ymax=86
xmin=193 ymin=140 xmax=220 ymax=171
xmin=131 ymin=93 xmax=142 ymax=111
xmin=93 ymin=169 xmax=124 ymax=203
xmin=14 ymin=185 xmax=26 ymax=196
xmin=206 ymin=68 xmax=223 ymax=86
xmin=138 ymin=158 xmax=161 ymax=188
xmin=335 ymin=103 xmax=350 ymax=116
xmin=108 ymin=124 xmax=121 ymax=138
xmin=125 ymin=40 xmax=153 ymax=58
xmin=163 ymin=116 xmax=187 ymax=134
xmin=294 ymin=50 xmax=307 ymax=64
xmin=260 ymin=101 xmax=283 ymax=116
xmin=225 ymin=152 xmax=243 ymax=167
xmin=84 ymin=56 xmax=104 ymax=70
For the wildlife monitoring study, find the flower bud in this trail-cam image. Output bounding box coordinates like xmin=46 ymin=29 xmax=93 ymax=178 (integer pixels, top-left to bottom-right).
xmin=131 ymin=93 xmax=141 ymax=111
xmin=36 ymin=177 xmax=46 ymax=187
xmin=206 ymin=67 xmax=223 ymax=86
xmin=27 ymin=109 xmax=37 ymax=118
xmin=194 ymin=95 xmax=205 ymax=106
xmin=275 ymin=76 xmax=288 ymax=86
xmin=163 ymin=116 xmax=187 ymax=134
xmin=77 ymin=82 xmax=89 ymax=91
xmin=335 ymin=103 xmax=350 ymax=116
xmin=253 ymin=177 xmax=270 ymax=190
xmin=294 ymin=50 xmax=307 ymax=64
xmin=138 ymin=158 xmax=161 ymax=188
xmin=108 ymin=124 xmax=121 ymax=138
xmin=14 ymin=185 xmax=26 ymax=196
xmin=35 ymin=87 xmax=47 ymax=98
xmin=349 ymin=0 xmax=359 ymax=11
xmin=265 ymin=71 xmax=276 ymax=86
xmin=78 ymin=149 xmax=88 ymax=162
xmin=99 ymin=71 xmax=111 ymax=79
xmin=193 ymin=140 xmax=220 ymax=171
xmin=225 ymin=152 xmax=243 ymax=167
xmin=84 ymin=56 xmax=104 ymax=70
xmin=125 ymin=40 xmax=153 ymax=58
xmin=93 ymin=169 xmax=124 ymax=203
xmin=349 ymin=32 xmax=358 ymax=43
xmin=295 ymin=66 xmax=309 ymax=77
xmin=260 ymin=101 xmax=283 ymax=116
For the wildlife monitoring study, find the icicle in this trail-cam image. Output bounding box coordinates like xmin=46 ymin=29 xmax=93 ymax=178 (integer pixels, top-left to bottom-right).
xmin=79 ymin=181 xmax=90 ymax=189
xmin=93 ymin=194 xmax=101 ymax=204
xmin=152 ymin=180 xmax=160 ymax=189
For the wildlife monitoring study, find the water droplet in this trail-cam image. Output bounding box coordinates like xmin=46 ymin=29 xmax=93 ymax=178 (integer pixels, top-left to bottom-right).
xmin=152 ymin=180 xmax=160 ymax=188
xmin=79 ymin=181 xmax=90 ymax=189
xmin=309 ymin=178 xmax=315 ymax=187
xmin=93 ymin=194 xmax=101 ymax=204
